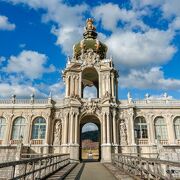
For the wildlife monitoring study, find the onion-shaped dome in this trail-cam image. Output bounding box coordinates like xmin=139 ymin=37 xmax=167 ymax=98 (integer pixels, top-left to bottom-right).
xmin=73 ymin=18 xmax=108 ymax=59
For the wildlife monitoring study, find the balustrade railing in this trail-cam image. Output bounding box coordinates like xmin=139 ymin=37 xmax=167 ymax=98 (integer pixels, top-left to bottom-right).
xmin=119 ymin=99 xmax=180 ymax=106
xmin=30 ymin=139 xmax=44 ymax=145
xmin=112 ymin=154 xmax=180 ymax=179
xmin=0 ymin=99 xmax=49 ymax=105
xmin=136 ymin=139 xmax=148 ymax=145
xmin=0 ymin=153 xmax=70 ymax=179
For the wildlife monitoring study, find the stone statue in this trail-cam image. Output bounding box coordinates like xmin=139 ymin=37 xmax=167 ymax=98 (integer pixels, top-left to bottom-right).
xmin=53 ymin=120 xmax=62 ymax=145
xmin=85 ymin=18 xmax=96 ymax=31
xmin=119 ymin=120 xmax=127 ymax=145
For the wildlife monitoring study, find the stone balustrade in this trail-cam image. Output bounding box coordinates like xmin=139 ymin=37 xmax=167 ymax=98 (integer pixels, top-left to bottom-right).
xmin=0 ymin=154 xmax=70 ymax=179
xmin=0 ymin=99 xmax=49 ymax=105
xmin=119 ymin=99 xmax=180 ymax=107
xmin=112 ymin=153 xmax=180 ymax=179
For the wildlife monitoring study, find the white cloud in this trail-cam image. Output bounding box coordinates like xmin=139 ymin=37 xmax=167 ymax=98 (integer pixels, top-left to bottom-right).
xmin=5 ymin=0 xmax=180 ymax=93
xmin=49 ymin=81 xmax=65 ymax=98
xmin=93 ymin=3 xmax=148 ymax=32
xmin=7 ymin=0 xmax=87 ymax=55
xmin=120 ymin=67 xmax=180 ymax=90
xmin=51 ymin=26 xmax=82 ymax=55
xmin=0 ymin=83 xmax=45 ymax=98
xmin=82 ymin=123 xmax=98 ymax=132
xmin=83 ymin=86 xmax=97 ymax=99
xmin=0 ymin=15 xmax=15 ymax=30
xmin=106 ymin=29 xmax=176 ymax=68
xmin=0 ymin=56 xmax=6 ymax=64
xmin=170 ymin=17 xmax=180 ymax=31
xmin=5 ymin=50 xmax=55 ymax=80
xmin=131 ymin=0 xmax=180 ymax=19
xmin=162 ymin=0 xmax=180 ymax=18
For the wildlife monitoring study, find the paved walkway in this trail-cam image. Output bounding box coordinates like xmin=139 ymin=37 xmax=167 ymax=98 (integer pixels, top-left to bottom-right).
xmin=79 ymin=162 xmax=116 ymax=180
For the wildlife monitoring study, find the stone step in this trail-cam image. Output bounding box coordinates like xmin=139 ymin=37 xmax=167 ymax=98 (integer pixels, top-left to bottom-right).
xmin=103 ymin=163 xmax=135 ymax=180
xmin=65 ymin=163 xmax=84 ymax=180
xmin=46 ymin=163 xmax=77 ymax=180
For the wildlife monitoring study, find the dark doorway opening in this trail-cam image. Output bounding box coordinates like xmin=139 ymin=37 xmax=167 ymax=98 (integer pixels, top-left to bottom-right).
xmin=79 ymin=117 xmax=101 ymax=162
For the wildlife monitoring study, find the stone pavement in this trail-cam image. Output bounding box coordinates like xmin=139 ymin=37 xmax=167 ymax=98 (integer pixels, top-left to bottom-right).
xmin=79 ymin=162 xmax=117 ymax=180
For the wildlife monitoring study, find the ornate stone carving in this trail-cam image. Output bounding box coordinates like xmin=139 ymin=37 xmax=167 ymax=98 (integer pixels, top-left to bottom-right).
xmin=81 ymin=49 xmax=100 ymax=66
xmin=81 ymin=99 xmax=101 ymax=115
xmin=119 ymin=119 xmax=127 ymax=145
xmin=53 ymin=120 xmax=62 ymax=145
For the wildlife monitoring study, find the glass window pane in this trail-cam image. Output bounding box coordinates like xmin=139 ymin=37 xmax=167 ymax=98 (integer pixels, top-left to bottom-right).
xmin=174 ymin=117 xmax=180 ymax=139
xmin=12 ymin=117 xmax=26 ymax=140
xmin=0 ymin=117 xmax=6 ymax=139
xmin=155 ymin=117 xmax=168 ymax=140
xmin=32 ymin=117 xmax=46 ymax=139
xmin=134 ymin=117 xmax=148 ymax=139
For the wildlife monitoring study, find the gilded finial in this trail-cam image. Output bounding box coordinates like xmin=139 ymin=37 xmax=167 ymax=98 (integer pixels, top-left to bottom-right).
xmin=85 ymin=18 xmax=96 ymax=31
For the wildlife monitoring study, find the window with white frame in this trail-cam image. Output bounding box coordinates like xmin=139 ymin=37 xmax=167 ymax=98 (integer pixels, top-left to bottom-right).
xmin=32 ymin=117 xmax=46 ymax=139
xmin=12 ymin=117 xmax=26 ymax=140
xmin=0 ymin=117 xmax=6 ymax=139
xmin=134 ymin=116 xmax=148 ymax=139
xmin=154 ymin=117 xmax=168 ymax=140
xmin=174 ymin=117 xmax=180 ymax=139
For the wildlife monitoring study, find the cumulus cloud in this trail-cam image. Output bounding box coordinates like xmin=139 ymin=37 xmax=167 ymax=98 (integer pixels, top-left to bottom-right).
xmin=93 ymin=3 xmax=148 ymax=32
xmin=7 ymin=0 xmax=87 ymax=55
xmin=0 ymin=83 xmax=46 ymax=98
xmin=82 ymin=123 xmax=98 ymax=133
xmin=83 ymin=86 xmax=97 ymax=99
xmin=49 ymin=81 xmax=65 ymax=99
xmin=0 ymin=15 xmax=15 ymax=30
xmin=5 ymin=50 xmax=55 ymax=80
xmin=119 ymin=67 xmax=180 ymax=90
xmin=106 ymin=29 xmax=176 ymax=68
xmin=4 ymin=0 xmax=180 ymax=94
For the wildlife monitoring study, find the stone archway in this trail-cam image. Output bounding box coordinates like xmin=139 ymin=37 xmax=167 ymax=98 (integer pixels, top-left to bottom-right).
xmin=79 ymin=115 xmax=101 ymax=161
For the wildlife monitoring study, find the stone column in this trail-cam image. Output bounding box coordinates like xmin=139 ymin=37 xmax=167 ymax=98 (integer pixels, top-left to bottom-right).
xmin=102 ymin=113 xmax=106 ymax=144
xmin=45 ymin=116 xmax=51 ymax=145
xmin=4 ymin=115 xmax=12 ymax=145
xmin=111 ymin=74 xmax=115 ymax=97
xmin=116 ymin=79 xmax=118 ymax=100
xmin=69 ymin=112 xmax=74 ymax=144
xmin=62 ymin=113 xmax=68 ymax=145
xmin=148 ymin=115 xmax=155 ymax=144
xmin=106 ymin=113 xmax=110 ymax=144
xmin=106 ymin=75 xmax=109 ymax=93
xmin=128 ymin=112 xmax=135 ymax=145
xmin=74 ymin=113 xmax=78 ymax=144
xmin=79 ymin=73 xmax=82 ymax=98
xmin=73 ymin=76 xmax=76 ymax=96
xmin=112 ymin=110 xmax=117 ymax=144
xmin=99 ymin=73 xmax=101 ymax=98
xmin=76 ymin=77 xmax=79 ymax=96
xmin=70 ymin=76 xmax=74 ymax=96
xmin=102 ymin=76 xmax=106 ymax=96
xmin=24 ymin=115 xmax=31 ymax=145
xmin=65 ymin=76 xmax=69 ymax=97
xmin=166 ymin=115 xmax=175 ymax=144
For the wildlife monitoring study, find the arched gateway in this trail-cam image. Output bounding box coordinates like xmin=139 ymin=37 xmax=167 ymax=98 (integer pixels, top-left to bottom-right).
xmin=80 ymin=115 xmax=101 ymax=161
xmin=61 ymin=18 xmax=119 ymax=162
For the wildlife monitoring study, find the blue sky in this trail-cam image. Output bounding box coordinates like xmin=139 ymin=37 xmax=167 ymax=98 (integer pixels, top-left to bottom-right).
xmin=0 ymin=0 xmax=180 ymax=100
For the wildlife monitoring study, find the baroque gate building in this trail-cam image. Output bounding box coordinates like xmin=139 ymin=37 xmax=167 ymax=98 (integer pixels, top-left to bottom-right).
xmin=0 ymin=18 xmax=179 ymax=163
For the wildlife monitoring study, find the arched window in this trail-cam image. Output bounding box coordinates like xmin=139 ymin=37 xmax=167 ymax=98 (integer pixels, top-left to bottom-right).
xmin=0 ymin=117 xmax=6 ymax=139
xmin=12 ymin=117 xmax=26 ymax=140
xmin=83 ymin=86 xmax=97 ymax=98
xmin=154 ymin=117 xmax=168 ymax=140
xmin=174 ymin=117 xmax=180 ymax=139
xmin=134 ymin=116 xmax=148 ymax=139
xmin=82 ymin=68 xmax=99 ymax=98
xmin=32 ymin=117 xmax=46 ymax=139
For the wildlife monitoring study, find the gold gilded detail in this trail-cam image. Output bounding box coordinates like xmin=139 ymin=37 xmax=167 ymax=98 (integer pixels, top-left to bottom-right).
xmin=85 ymin=18 xmax=96 ymax=31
